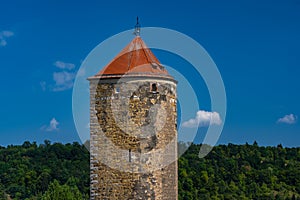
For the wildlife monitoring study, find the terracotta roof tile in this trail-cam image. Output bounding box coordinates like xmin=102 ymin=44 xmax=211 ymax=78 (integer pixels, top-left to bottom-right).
xmin=94 ymin=36 xmax=172 ymax=79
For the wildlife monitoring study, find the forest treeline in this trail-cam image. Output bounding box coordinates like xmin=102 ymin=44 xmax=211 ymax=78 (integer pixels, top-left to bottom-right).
xmin=178 ymin=142 xmax=300 ymax=199
xmin=0 ymin=141 xmax=300 ymax=199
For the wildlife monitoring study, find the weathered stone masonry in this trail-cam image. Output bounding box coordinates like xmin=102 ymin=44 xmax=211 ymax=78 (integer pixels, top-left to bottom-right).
xmin=89 ymin=77 xmax=178 ymax=200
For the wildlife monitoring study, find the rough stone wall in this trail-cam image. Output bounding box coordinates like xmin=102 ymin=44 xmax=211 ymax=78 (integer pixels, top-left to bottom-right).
xmin=90 ymin=78 xmax=178 ymax=200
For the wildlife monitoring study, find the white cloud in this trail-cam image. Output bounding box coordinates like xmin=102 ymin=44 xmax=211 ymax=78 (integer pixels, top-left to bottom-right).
xmin=48 ymin=61 xmax=77 ymax=92
xmin=52 ymin=71 xmax=76 ymax=91
xmin=41 ymin=118 xmax=59 ymax=132
xmin=39 ymin=61 xmax=78 ymax=92
xmin=54 ymin=61 xmax=75 ymax=70
xmin=182 ymin=110 xmax=222 ymax=128
xmin=277 ymin=114 xmax=297 ymax=124
xmin=0 ymin=30 xmax=14 ymax=47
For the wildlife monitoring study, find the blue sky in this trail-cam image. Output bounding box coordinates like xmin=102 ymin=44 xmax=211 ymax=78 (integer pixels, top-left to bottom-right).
xmin=0 ymin=0 xmax=299 ymax=147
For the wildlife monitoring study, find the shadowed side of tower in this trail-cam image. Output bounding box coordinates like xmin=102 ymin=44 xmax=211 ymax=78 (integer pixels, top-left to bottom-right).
xmin=88 ymin=32 xmax=178 ymax=200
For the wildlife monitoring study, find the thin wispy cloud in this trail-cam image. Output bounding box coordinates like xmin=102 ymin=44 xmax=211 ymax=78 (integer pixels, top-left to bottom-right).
xmin=41 ymin=118 xmax=59 ymax=132
xmin=54 ymin=61 xmax=75 ymax=70
xmin=277 ymin=114 xmax=297 ymax=124
xmin=0 ymin=30 xmax=14 ymax=47
xmin=40 ymin=60 xmax=84 ymax=92
xmin=51 ymin=60 xmax=76 ymax=92
xmin=52 ymin=71 xmax=76 ymax=91
xmin=182 ymin=110 xmax=222 ymax=128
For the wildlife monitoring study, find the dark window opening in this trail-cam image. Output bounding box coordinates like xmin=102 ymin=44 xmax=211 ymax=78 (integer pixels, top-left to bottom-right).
xmin=115 ymin=87 xmax=120 ymax=93
xmin=151 ymin=83 xmax=157 ymax=92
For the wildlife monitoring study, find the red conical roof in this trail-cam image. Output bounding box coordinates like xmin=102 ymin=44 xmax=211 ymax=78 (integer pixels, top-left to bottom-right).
xmin=93 ymin=36 xmax=173 ymax=79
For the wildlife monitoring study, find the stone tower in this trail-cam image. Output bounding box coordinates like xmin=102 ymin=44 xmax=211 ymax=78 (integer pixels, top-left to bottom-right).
xmin=88 ymin=27 xmax=178 ymax=200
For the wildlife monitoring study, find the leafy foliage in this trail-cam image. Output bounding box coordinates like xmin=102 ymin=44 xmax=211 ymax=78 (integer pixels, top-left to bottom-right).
xmin=178 ymin=142 xmax=300 ymax=200
xmin=41 ymin=179 xmax=83 ymax=200
xmin=0 ymin=141 xmax=89 ymax=199
xmin=0 ymin=141 xmax=300 ymax=199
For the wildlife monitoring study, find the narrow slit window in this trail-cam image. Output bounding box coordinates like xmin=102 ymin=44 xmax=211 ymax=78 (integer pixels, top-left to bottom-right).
xmin=129 ymin=149 xmax=132 ymax=162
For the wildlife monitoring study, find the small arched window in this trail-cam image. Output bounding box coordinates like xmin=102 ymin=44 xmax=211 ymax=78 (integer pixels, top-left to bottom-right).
xmin=151 ymin=83 xmax=157 ymax=92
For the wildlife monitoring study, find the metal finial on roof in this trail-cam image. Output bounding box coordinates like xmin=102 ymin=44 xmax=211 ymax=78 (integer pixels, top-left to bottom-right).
xmin=134 ymin=16 xmax=141 ymax=36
